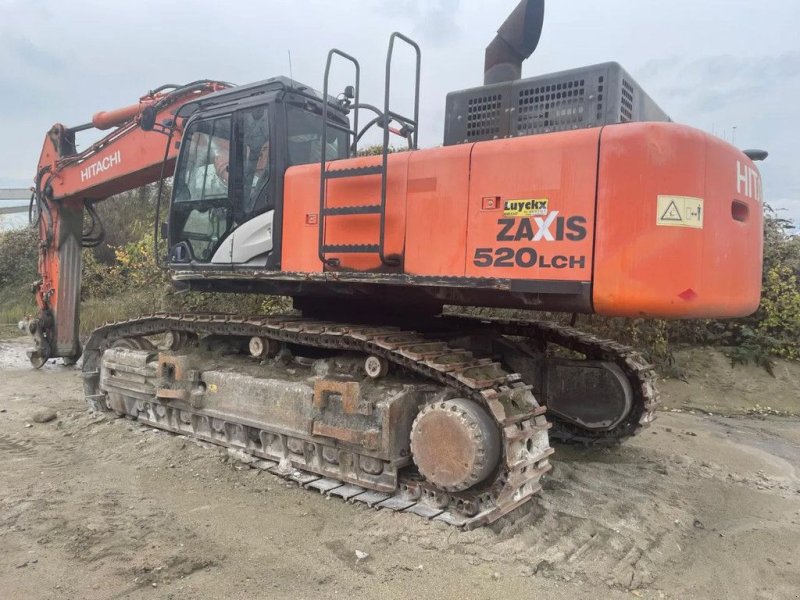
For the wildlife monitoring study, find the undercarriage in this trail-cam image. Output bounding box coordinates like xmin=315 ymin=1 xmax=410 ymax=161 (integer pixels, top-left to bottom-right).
xmin=81 ymin=312 xmax=658 ymax=529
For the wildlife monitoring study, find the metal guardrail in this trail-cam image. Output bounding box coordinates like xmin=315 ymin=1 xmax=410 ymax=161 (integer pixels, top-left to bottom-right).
xmin=0 ymin=188 xmax=29 ymax=201
xmin=0 ymin=188 xmax=30 ymax=226
xmin=0 ymin=205 xmax=28 ymax=215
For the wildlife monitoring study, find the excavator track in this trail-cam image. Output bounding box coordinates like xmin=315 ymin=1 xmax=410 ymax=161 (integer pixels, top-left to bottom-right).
xmin=440 ymin=315 xmax=660 ymax=444
xmin=81 ymin=313 xmax=553 ymax=529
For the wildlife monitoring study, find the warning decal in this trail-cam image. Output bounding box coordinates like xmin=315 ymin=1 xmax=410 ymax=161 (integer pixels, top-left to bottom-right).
xmin=656 ymin=195 xmax=703 ymax=229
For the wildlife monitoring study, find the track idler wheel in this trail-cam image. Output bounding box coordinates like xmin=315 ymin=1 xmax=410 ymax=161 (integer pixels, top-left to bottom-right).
xmin=410 ymin=398 xmax=501 ymax=492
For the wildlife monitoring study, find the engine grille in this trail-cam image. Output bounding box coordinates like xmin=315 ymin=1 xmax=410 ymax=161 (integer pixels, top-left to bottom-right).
xmin=444 ymin=62 xmax=669 ymax=145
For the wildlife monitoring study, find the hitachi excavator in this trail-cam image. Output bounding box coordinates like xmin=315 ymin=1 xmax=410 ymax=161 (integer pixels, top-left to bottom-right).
xmin=21 ymin=1 xmax=765 ymax=528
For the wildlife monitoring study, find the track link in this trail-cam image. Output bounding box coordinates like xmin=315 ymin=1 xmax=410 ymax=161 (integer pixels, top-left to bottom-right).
xmin=81 ymin=313 xmax=553 ymax=529
xmin=440 ymin=315 xmax=660 ymax=444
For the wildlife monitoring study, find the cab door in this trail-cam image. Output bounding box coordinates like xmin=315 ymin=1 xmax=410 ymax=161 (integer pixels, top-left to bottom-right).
xmin=210 ymin=105 xmax=276 ymax=268
xmin=168 ymin=115 xmax=235 ymax=265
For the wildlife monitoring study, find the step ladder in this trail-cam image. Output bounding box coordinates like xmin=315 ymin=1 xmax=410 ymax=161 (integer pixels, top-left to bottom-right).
xmin=318 ymin=33 xmax=421 ymax=269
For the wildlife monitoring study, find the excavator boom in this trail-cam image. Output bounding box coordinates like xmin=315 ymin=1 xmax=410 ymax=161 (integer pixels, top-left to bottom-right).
xmin=24 ymin=81 xmax=231 ymax=365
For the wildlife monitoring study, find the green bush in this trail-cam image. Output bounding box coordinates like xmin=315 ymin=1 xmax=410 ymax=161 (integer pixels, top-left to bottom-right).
xmin=79 ymin=228 xmax=289 ymax=332
xmin=87 ymin=181 xmax=171 ymax=264
xmin=357 ymin=144 xmax=407 ymax=156
xmin=0 ymin=226 xmax=38 ymax=289
xmin=0 ymin=226 xmax=38 ymax=330
xmin=169 ymin=291 xmax=290 ymax=315
xmin=672 ymin=207 xmax=800 ymax=369
xmin=756 ymin=264 xmax=800 ymax=359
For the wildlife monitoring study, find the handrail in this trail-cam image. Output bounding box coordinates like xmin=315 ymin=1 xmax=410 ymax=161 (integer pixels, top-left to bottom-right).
xmin=317 ymin=33 xmax=421 ymax=269
xmin=379 ymin=32 xmax=421 ymax=265
xmin=319 ymin=49 xmax=361 ymax=265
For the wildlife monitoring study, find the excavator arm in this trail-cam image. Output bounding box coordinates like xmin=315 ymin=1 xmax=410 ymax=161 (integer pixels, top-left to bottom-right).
xmin=23 ymin=80 xmax=231 ymax=367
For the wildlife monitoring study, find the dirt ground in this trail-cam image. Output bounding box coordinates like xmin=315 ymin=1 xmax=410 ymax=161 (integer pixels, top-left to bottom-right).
xmin=1 ymin=337 xmax=799 ymax=600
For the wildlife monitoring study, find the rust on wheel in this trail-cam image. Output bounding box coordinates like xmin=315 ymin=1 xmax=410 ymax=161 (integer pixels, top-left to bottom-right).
xmin=410 ymin=398 xmax=501 ymax=492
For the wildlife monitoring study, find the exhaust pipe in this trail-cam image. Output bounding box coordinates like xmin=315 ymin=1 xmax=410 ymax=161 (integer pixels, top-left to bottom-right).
xmin=484 ymin=0 xmax=545 ymax=85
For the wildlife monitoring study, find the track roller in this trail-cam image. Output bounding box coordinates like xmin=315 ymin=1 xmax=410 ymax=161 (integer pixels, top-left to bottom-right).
xmin=364 ymin=355 xmax=389 ymax=379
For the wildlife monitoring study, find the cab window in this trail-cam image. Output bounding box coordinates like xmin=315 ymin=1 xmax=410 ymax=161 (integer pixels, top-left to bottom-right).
xmin=171 ymin=116 xmax=233 ymax=261
xmin=238 ymin=106 xmax=271 ymax=222
xmin=176 ymin=117 xmax=231 ymax=202
xmin=286 ymin=105 xmax=348 ymax=166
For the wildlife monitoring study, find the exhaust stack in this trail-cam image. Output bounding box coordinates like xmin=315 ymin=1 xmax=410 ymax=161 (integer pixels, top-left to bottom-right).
xmin=444 ymin=0 xmax=669 ymax=146
xmin=484 ymin=0 xmax=545 ymax=85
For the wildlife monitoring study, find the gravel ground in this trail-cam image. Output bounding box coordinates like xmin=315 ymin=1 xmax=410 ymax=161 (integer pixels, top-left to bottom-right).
xmin=1 ymin=337 xmax=799 ymax=600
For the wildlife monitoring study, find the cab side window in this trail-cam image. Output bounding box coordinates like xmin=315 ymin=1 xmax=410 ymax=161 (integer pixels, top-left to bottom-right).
xmin=178 ymin=118 xmax=231 ymax=202
xmin=238 ymin=107 xmax=271 ymax=222
xmin=286 ymin=105 xmax=348 ymax=166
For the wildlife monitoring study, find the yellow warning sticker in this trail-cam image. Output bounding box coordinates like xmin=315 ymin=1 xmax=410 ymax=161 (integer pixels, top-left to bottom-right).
xmin=503 ymin=198 xmax=548 ymax=217
xmin=656 ymin=195 xmax=703 ymax=229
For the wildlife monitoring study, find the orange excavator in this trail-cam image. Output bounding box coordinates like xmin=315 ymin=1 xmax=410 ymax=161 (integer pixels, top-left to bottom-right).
xmin=21 ymin=1 xmax=765 ymax=528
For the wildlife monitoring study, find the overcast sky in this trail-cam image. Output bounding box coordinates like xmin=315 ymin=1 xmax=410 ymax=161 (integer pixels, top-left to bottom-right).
xmin=1 ymin=0 xmax=798 ymax=226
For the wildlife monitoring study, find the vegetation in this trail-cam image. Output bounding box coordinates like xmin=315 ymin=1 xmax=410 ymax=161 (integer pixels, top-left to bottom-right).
xmin=680 ymin=207 xmax=800 ymax=371
xmin=1 ymin=185 xmax=797 ymax=371
xmin=0 ymin=184 xmax=288 ymax=336
xmin=357 ymin=144 xmax=406 ymax=156
xmin=79 ymin=184 xmax=289 ymax=334
xmin=0 ymin=226 xmax=38 ymax=332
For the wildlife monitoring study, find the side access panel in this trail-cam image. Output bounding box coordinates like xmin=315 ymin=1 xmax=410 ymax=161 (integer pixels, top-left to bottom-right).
xmin=281 ymin=162 xmax=319 ymax=272
xmin=404 ymin=144 xmax=472 ymax=277
xmin=281 ymin=154 xmax=410 ymax=273
xmin=593 ymin=122 xmax=763 ymax=318
xmin=464 ymin=129 xmax=598 ymax=292
xmin=325 ymin=154 xmax=409 ymax=271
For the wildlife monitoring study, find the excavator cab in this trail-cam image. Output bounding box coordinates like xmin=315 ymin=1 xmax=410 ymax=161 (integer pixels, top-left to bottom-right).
xmin=166 ymin=34 xmax=421 ymax=277
xmin=167 ymin=77 xmax=351 ymax=269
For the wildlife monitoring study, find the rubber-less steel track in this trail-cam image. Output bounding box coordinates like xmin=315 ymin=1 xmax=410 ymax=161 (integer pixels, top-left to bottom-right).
xmin=440 ymin=315 xmax=660 ymax=444
xmin=81 ymin=313 xmax=553 ymax=529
